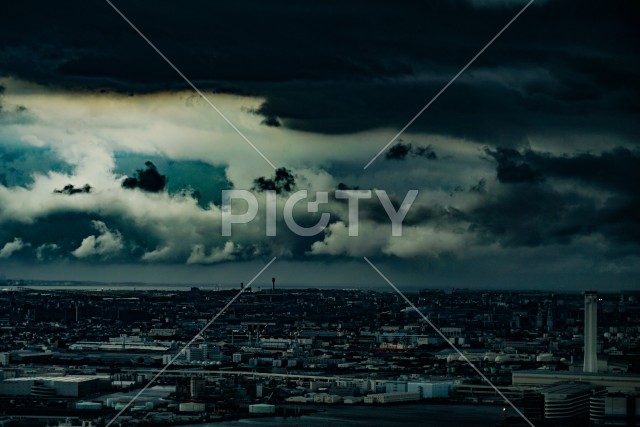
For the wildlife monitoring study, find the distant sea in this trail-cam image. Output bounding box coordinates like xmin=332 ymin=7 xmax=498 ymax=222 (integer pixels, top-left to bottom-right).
xmin=183 ymin=404 xmax=505 ymax=426
xmin=21 ymin=283 xmax=200 ymax=291
xmin=18 ymin=283 xmax=371 ymax=292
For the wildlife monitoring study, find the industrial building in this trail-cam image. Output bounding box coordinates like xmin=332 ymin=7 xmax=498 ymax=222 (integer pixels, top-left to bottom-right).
xmin=590 ymin=394 xmax=640 ymax=425
xmin=512 ymin=371 xmax=640 ymax=394
xmin=249 ymin=403 xmax=275 ymax=414
xmin=541 ymin=383 xmax=605 ymax=421
xmin=364 ymin=392 xmax=420 ymax=404
xmin=408 ymin=381 xmax=451 ymax=399
xmin=0 ymin=376 xmax=102 ymax=397
xmin=384 ymin=380 xmax=452 ymax=398
xmin=179 ymin=402 xmax=206 ymax=412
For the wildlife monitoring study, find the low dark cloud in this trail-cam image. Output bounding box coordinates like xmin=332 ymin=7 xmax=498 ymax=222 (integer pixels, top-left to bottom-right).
xmin=0 ymin=1 xmax=637 ymax=144
xmin=253 ymin=167 xmax=295 ymax=194
xmin=469 ymin=178 xmax=487 ymax=194
xmin=485 ymin=146 xmax=640 ymax=194
xmin=468 ymin=182 xmax=640 ymax=252
xmin=54 ymin=184 xmax=92 ymax=195
xmin=484 ymin=147 xmax=542 ymax=183
xmin=475 ymin=146 xmax=640 ymax=251
xmin=386 ymin=141 xmax=437 ymax=161
xmin=122 ymin=161 xmax=167 ymax=193
xmin=386 ymin=143 xmax=411 ymax=160
xmin=260 ymin=116 xmax=281 ymax=128
xmin=336 ymin=183 xmax=360 ymax=191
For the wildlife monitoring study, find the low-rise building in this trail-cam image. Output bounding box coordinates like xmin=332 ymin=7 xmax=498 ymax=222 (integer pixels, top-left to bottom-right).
xmin=364 ymin=392 xmax=420 ymax=404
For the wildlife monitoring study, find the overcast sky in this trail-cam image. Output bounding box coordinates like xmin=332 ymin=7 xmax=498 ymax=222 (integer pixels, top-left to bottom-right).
xmin=0 ymin=0 xmax=638 ymax=291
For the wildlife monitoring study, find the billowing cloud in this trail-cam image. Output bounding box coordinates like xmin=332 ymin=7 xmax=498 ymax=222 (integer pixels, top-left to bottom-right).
xmin=0 ymin=238 xmax=26 ymax=259
xmin=72 ymin=220 xmax=124 ymax=259
xmin=187 ymin=241 xmax=237 ymax=265
xmin=36 ymin=243 xmax=59 ymax=261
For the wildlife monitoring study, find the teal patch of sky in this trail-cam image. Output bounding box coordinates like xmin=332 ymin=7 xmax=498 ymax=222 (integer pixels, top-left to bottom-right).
xmin=114 ymin=153 xmax=232 ymax=207
xmin=0 ymin=144 xmax=73 ymax=187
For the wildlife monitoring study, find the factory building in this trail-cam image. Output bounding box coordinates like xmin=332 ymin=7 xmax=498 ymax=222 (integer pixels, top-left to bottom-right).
xmin=0 ymin=376 xmax=102 ymax=397
xmin=364 ymin=392 xmax=420 ymax=404
xmin=541 ymin=383 xmax=605 ymax=421
xmin=512 ymin=371 xmax=640 ymax=394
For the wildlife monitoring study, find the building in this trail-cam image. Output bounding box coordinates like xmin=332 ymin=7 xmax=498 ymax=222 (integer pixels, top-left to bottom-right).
xmin=385 ymin=382 xmax=407 ymax=393
xmin=190 ymin=377 xmax=206 ymax=399
xmin=179 ymin=402 xmax=206 ymax=412
xmin=584 ymin=291 xmax=598 ymax=373
xmin=249 ymin=404 xmax=275 ymax=414
xmin=454 ymin=384 xmax=533 ymax=403
xmin=364 ymin=392 xmax=420 ymax=404
xmin=513 ymin=371 xmax=640 ymax=394
xmin=590 ymin=394 xmax=640 ymax=425
xmin=313 ymin=393 xmax=329 ymax=403
xmin=323 ymin=394 xmax=343 ymax=404
xmin=541 ymin=383 xmax=605 ymax=421
xmin=0 ymin=376 xmax=101 ymax=397
xmin=408 ymin=381 xmax=451 ymax=398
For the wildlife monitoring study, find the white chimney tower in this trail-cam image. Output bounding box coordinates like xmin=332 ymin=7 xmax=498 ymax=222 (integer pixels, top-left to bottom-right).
xmin=583 ymin=291 xmax=598 ymax=373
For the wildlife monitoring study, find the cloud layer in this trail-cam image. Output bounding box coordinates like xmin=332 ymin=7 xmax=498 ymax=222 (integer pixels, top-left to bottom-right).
xmin=0 ymin=1 xmax=638 ymax=289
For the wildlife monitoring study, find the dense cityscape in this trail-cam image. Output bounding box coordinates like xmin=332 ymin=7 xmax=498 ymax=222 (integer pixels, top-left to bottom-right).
xmin=0 ymin=280 xmax=638 ymax=426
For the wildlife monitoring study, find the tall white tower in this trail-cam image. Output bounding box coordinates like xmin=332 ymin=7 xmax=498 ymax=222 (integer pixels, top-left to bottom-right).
xmin=583 ymin=291 xmax=598 ymax=373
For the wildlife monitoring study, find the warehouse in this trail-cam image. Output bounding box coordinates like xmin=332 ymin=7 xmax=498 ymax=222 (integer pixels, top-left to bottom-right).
xmin=0 ymin=376 xmax=101 ymax=397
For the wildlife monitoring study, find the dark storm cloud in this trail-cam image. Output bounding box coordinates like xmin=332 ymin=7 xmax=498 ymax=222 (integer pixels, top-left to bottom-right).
xmin=469 ymin=178 xmax=487 ymax=194
xmin=339 ymin=145 xmax=640 ymax=256
xmin=122 ymin=161 xmax=167 ymax=193
xmin=484 ymin=147 xmax=542 ymax=183
xmin=54 ymin=184 xmax=92 ymax=195
xmin=0 ymin=1 xmax=637 ymax=144
xmin=386 ymin=141 xmax=437 ymax=160
xmin=468 ymin=182 xmax=640 ymax=252
xmin=253 ymin=167 xmax=295 ymax=194
xmin=472 ymin=146 xmax=640 ymax=252
xmin=1 ymin=0 xmax=638 ymax=283
xmin=386 ymin=142 xmax=412 ymax=160
xmin=336 ymin=183 xmax=360 ymax=191
xmin=485 ymin=146 xmax=640 ymax=194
